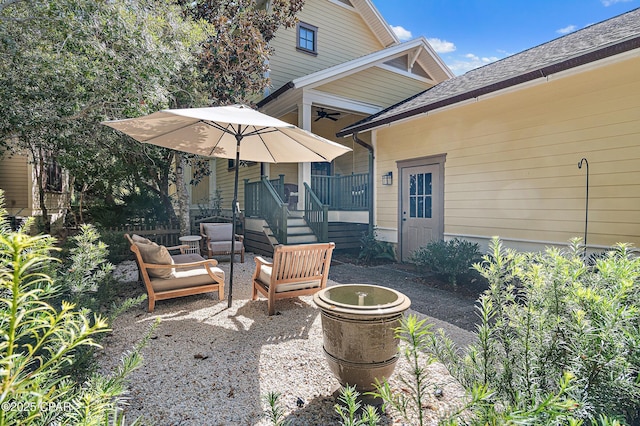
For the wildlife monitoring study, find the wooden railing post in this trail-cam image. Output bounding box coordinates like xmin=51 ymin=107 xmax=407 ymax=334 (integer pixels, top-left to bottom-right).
xmin=322 ymin=204 xmax=329 ymax=242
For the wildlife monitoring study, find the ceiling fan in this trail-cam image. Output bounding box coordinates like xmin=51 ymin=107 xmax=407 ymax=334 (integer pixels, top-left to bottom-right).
xmin=315 ymin=108 xmax=340 ymax=122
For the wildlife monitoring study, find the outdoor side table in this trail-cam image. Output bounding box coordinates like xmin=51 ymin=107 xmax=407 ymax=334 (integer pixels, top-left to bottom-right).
xmin=179 ymin=235 xmax=202 ymax=255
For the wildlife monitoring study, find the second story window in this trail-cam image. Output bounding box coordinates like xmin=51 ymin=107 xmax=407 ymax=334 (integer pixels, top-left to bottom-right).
xmin=297 ymin=22 xmax=317 ymax=55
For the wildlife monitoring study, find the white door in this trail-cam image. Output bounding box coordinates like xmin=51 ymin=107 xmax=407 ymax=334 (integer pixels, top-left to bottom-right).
xmin=400 ymin=163 xmax=443 ymax=261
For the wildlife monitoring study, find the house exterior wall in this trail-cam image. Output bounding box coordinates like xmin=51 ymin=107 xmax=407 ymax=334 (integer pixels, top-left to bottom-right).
xmin=0 ymin=154 xmax=31 ymax=216
xmin=214 ymin=158 xmax=262 ymax=212
xmin=374 ymin=56 xmax=640 ymax=252
xmin=270 ymin=163 xmax=298 ymax=184
xmin=190 ymin=166 xmax=210 ymax=211
xmin=316 ymin=67 xmax=430 ymax=107
xmin=268 ymin=0 xmax=385 ymax=92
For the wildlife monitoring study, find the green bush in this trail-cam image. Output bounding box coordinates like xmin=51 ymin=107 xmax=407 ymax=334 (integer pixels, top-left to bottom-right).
xmin=431 ymin=237 xmax=640 ymax=424
xmin=358 ymin=228 xmax=396 ymax=265
xmin=0 ymin=192 xmax=146 ymax=425
xmin=97 ymin=228 xmax=133 ymax=264
xmin=410 ymin=238 xmax=481 ymax=285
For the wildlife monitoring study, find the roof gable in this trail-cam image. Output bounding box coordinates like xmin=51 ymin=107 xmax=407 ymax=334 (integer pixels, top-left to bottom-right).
xmin=338 ymin=7 xmax=640 ymax=137
xmin=258 ymin=38 xmax=453 ymax=108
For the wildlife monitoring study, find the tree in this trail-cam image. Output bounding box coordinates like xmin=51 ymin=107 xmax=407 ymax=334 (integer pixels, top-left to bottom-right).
xmin=180 ymin=0 xmax=304 ymax=105
xmin=0 ymin=0 xmax=206 ymax=230
xmin=1 ymin=0 xmax=306 ymax=232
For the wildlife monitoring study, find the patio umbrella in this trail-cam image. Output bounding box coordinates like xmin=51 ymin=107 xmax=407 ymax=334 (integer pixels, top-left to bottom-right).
xmin=102 ymin=104 xmax=351 ymax=308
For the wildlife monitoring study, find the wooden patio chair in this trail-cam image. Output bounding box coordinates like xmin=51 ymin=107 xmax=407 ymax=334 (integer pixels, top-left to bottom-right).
xmin=252 ymin=242 xmax=335 ymax=315
xmin=200 ymin=222 xmax=245 ymax=262
xmin=125 ymin=234 xmax=225 ymax=312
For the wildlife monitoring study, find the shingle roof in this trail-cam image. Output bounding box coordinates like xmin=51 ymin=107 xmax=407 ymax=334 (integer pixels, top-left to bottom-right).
xmin=337 ymin=7 xmax=640 ymax=137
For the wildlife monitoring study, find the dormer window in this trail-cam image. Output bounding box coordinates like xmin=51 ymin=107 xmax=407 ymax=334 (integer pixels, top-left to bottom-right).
xmin=297 ymin=22 xmax=317 ymax=55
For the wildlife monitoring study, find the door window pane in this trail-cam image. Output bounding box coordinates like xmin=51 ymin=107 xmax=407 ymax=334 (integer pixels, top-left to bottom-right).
xmin=425 ymin=196 xmax=432 ymax=218
xmin=408 ymin=172 xmax=432 ymax=218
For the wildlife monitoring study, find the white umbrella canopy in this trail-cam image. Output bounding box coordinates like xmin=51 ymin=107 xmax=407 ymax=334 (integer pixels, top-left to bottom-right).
xmin=103 ymin=104 xmax=351 ymax=163
xmin=102 ymin=104 xmax=351 ymax=309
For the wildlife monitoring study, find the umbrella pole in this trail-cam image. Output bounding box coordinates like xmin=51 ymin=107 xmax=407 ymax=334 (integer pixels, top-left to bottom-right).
xmin=228 ymin=134 xmax=242 ymax=308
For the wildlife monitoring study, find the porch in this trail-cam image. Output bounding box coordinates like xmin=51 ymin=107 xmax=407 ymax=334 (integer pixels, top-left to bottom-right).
xmin=243 ymin=173 xmax=370 ymax=255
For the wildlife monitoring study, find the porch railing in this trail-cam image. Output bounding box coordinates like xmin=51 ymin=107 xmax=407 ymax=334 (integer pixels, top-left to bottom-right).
xmin=304 ymin=182 xmax=328 ymax=242
xmin=244 ymin=177 xmax=288 ymax=244
xmin=311 ymin=173 xmax=369 ymax=211
xmin=269 ymin=174 xmax=286 ymax=202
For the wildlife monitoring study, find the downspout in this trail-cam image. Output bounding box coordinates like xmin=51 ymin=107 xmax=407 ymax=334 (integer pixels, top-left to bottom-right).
xmin=352 ymin=133 xmax=374 ymax=233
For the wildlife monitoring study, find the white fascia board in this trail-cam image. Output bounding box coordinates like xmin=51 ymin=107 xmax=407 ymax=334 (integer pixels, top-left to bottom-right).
xmin=418 ymin=36 xmax=455 ymax=79
xmin=358 ymin=0 xmax=399 ymax=45
xmin=292 ymin=39 xmax=432 ymax=89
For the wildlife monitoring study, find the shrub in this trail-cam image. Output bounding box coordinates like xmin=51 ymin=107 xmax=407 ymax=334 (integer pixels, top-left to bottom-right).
xmin=0 ymin=191 xmax=146 ymax=425
xmin=431 ymin=237 xmax=640 ymax=424
xmin=97 ymin=228 xmax=133 ymax=264
xmin=410 ymin=238 xmax=481 ymax=285
xmin=358 ymin=228 xmax=395 ymax=265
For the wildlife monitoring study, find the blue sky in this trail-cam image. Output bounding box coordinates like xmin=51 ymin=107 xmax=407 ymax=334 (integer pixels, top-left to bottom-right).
xmin=371 ymin=0 xmax=638 ymax=75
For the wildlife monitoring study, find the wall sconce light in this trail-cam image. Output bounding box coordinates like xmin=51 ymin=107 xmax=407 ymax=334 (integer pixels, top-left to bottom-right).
xmin=176 ymin=165 xmax=183 ymax=175
xmin=382 ymin=171 xmax=393 ymax=185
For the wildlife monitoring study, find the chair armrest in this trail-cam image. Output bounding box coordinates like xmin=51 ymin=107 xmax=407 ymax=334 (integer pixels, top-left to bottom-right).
xmin=172 ymin=258 xmax=219 ymax=269
xmin=166 ymin=244 xmax=190 ymax=254
xmin=235 ymin=234 xmax=244 ymax=242
xmin=254 ymin=256 xmax=272 ymax=268
xmin=252 ymin=256 xmax=271 ymax=283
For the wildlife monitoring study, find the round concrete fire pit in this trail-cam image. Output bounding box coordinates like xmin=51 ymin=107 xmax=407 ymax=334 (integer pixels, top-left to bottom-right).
xmin=313 ymin=284 xmax=411 ymax=391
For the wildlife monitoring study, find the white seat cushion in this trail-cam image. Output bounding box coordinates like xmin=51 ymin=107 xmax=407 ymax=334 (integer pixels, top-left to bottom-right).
xmin=257 ymin=265 xmax=321 ymax=293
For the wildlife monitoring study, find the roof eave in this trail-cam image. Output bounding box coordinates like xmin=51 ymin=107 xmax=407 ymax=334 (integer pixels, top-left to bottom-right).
xmin=337 ymin=36 xmax=640 ymax=138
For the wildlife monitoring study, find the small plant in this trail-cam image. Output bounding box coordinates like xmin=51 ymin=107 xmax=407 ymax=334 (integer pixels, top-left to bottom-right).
xmin=369 ymin=314 xmax=436 ymax=426
xmin=55 ymin=224 xmax=114 ymax=304
xmin=358 ymin=227 xmax=395 ymax=265
xmin=263 ymin=391 xmax=289 ymax=426
xmin=409 ymin=238 xmax=480 ymax=285
xmin=335 ymin=385 xmax=380 ymax=426
xmin=196 ymin=188 xmax=223 ymax=219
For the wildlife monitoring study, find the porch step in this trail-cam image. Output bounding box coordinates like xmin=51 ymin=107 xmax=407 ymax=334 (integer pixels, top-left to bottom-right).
xmin=287 ymin=234 xmax=318 ymax=244
xmin=287 ymin=217 xmax=306 ymax=227
xmin=287 ymin=225 xmax=314 ymax=236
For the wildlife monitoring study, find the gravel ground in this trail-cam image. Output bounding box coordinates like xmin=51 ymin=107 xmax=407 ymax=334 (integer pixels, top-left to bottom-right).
xmin=99 ymin=254 xmax=476 ymax=425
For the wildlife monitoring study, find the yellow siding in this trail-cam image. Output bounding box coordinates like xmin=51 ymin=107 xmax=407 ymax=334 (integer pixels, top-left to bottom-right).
xmin=0 ymin=154 xmax=30 ymax=215
xmin=270 ymin=163 xmax=298 ymax=183
xmin=190 ymin=171 xmax=210 ymax=207
xmin=214 ymin=158 xmax=261 ymax=211
xmin=316 ymin=67 xmax=430 ymax=107
xmin=268 ymin=0 xmax=385 ymax=91
xmin=375 ymin=57 xmax=640 ymax=248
